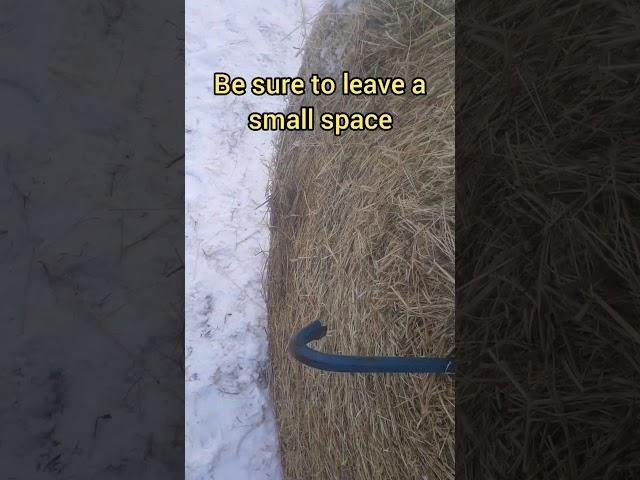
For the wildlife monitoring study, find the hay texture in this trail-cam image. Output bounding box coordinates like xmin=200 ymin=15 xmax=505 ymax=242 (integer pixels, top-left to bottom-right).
xmin=456 ymin=1 xmax=640 ymax=477
xmin=265 ymin=1 xmax=454 ymax=479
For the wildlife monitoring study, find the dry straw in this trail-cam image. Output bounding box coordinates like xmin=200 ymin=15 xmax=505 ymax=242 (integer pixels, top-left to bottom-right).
xmin=265 ymin=1 xmax=454 ymax=478
xmin=455 ymin=0 xmax=640 ymax=477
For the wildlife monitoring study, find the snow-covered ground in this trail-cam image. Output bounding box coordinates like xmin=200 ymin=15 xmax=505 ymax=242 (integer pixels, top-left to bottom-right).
xmin=185 ymin=1 xmax=325 ymax=478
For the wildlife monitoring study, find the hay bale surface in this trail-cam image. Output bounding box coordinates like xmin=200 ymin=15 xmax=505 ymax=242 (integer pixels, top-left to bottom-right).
xmin=456 ymin=1 xmax=640 ymax=477
xmin=266 ymin=1 xmax=454 ymax=479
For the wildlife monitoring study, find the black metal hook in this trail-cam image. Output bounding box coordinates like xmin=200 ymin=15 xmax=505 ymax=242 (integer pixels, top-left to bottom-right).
xmin=289 ymin=320 xmax=455 ymax=374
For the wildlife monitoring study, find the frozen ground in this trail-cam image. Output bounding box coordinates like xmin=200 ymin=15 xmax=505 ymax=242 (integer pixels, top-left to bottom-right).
xmin=185 ymin=1 xmax=325 ymax=478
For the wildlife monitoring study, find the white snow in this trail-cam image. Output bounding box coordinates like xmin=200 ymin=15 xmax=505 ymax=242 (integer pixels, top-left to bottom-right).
xmin=185 ymin=1 xmax=325 ymax=478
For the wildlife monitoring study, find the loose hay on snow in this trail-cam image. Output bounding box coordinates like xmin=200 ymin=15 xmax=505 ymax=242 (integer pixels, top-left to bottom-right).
xmin=265 ymin=1 xmax=454 ymax=479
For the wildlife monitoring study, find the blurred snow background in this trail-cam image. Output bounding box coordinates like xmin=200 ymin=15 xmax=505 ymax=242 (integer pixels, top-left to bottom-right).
xmin=185 ymin=0 xmax=325 ymax=478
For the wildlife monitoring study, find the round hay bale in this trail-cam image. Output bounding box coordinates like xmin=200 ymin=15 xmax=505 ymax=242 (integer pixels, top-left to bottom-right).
xmin=265 ymin=1 xmax=454 ymax=478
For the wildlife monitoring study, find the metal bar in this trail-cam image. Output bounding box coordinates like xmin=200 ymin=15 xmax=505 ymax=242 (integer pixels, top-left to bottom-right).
xmin=289 ymin=320 xmax=455 ymax=374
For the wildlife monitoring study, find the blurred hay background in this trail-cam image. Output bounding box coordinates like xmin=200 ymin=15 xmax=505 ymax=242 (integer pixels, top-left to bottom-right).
xmin=265 ymin=1 xmax=454 ymax=479
xmin=456 ymin=0 xmax=640 ymax=478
